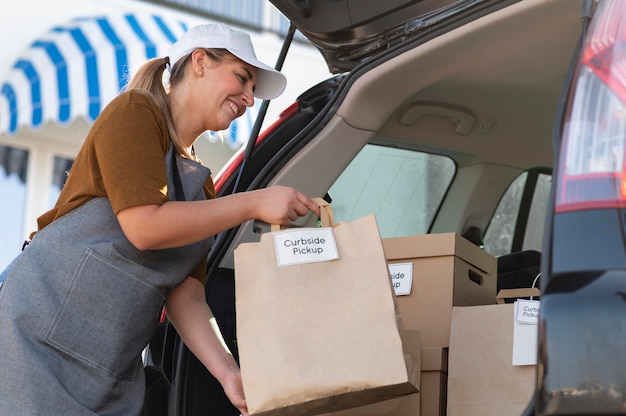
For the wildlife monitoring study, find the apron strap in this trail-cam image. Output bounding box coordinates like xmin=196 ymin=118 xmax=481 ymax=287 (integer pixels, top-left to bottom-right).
xmin=171 ymin=150 xmax=186 ymax=202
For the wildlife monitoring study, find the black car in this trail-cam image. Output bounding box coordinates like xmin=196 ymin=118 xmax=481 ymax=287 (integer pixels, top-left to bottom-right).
xmin=143 ymin=1 xmax=626 ymax=415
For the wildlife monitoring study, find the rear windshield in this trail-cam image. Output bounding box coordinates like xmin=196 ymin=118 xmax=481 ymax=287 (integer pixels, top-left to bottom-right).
xmin=327 ymin=144 xmax=455 ymax=238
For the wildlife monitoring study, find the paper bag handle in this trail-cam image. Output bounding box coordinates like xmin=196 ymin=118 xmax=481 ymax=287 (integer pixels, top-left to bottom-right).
xmin=312 ymin=197 xmax=335 ymax=228
xmin=496 ymin=288 xmax=541 ymax=304
xmin=271 ymin=197 xmax=335 ymax=232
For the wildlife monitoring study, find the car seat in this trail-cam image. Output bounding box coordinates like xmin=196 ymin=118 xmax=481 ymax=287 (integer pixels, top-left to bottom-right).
xmin=496 ymin=250 xmax=541 ymax=303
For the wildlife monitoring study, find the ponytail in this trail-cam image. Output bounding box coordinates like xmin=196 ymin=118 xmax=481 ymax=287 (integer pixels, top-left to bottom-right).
xmin=124 ymin=49 xmax=233 ymax=160
xmin=125 ymin=57 xmax=192 ymax=159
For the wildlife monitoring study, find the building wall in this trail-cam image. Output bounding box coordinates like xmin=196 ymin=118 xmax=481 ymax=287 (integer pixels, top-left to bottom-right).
xmin=0 ymin=0 xmax=330 ymax=270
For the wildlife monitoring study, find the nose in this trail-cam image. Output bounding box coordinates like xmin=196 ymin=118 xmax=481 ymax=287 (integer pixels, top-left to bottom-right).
xmin=242 ymin=84 xmax=255 ymax=107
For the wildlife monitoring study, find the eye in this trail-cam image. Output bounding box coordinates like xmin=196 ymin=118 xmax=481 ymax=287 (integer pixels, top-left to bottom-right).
xmin=236 ymin=73 xmax=247 ymax=84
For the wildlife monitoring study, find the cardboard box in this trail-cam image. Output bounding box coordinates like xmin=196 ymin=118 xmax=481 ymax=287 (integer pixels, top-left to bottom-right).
xmin=420 ymin=347 xmax=448 ymax=416
xmin=319 ymin=233 xmax=493 ymax=416
xmin=383 ymin=233 xmax=497 ymax=349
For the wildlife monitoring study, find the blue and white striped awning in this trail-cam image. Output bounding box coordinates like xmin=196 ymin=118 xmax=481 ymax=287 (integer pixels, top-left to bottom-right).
xmin=0 ymin=13 xmax=256 ymax=149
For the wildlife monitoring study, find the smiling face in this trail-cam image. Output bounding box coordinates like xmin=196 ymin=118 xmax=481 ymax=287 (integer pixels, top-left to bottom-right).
xmin=195 ymin=51 xmax=258 ymax=132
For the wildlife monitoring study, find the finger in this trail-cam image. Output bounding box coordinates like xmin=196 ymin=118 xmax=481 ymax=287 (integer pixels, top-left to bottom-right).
xmin=302 ymin=196 xmax=321 ymax=217
xmin=294 ymin=203 xmax=311 ymax=217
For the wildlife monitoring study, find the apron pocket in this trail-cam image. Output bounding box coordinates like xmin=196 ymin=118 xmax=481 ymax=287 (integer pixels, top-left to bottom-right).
xmin=44 ymin=248 xmax=164 ymax=381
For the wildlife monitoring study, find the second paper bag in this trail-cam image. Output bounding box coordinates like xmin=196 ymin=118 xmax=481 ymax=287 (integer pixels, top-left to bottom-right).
xmin=234 ymin=201 xmax=419 ymax=416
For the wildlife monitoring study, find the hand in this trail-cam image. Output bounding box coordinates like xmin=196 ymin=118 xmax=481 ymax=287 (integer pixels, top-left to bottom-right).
xmin=250 ymin=186 xmax=321 ymax=226
xmin=221 ymin=368 xmax=249 ymax=416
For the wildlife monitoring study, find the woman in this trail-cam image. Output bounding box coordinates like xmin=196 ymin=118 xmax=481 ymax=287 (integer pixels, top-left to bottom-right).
xmin=0 ymin=23 xmax=319 ymax=415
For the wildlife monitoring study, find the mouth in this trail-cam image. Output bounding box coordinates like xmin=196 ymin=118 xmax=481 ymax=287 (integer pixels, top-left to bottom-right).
xmin=227 ymin=100 xmax=241 ymax=118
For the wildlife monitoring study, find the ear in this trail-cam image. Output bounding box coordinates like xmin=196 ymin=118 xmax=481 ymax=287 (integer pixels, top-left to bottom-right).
xmin=190 ymin=49 xmax=206 ymax=76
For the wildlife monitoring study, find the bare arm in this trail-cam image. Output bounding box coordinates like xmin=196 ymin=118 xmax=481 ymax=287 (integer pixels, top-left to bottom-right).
xmin=117 ymin=185 xmax=320 ymax=250
xmin=164 ymin=277 xmax=249 ymax=416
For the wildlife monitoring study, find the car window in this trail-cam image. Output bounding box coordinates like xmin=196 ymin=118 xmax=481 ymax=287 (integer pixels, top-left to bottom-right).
xmin=523 ymin=173 xmax=550 ymax=251
xmin=327 ymin=144 xmax=455 ymax=238
xmin=483 ymin=171 xmax=551 ymax=257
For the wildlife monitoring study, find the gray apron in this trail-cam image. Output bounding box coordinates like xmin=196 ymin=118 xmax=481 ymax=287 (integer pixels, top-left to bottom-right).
xmin=0 ymin=146 xmax=213 ymax=415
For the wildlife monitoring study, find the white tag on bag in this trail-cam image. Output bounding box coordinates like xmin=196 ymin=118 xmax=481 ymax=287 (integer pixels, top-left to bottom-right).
xmin=512 ymin=299 xmax=540 ymax=365
xmin=273 ymin=227 xmax=339 ymax=266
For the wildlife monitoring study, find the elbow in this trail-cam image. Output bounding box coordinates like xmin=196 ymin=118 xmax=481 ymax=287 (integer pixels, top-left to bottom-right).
xmin=119 ymin=219 xmax=162 ymax=251
xmin=127 ymin=236 xmax=154 ymax=251
xmin=124 ymin=229 xmax=156 ymax=251
xmin=117 ymin=204 xmax=163 ymax=251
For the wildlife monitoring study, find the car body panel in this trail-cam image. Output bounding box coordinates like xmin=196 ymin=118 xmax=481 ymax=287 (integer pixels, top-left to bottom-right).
xmin=535 ymin=1 xmax=626 ymax=413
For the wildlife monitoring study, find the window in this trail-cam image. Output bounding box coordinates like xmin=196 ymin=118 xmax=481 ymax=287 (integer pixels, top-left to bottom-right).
xmin=327 ymin=144 xmax=455 ymax=238
xmin=0 ymin=144 xmax=29 ymax=270
xmin=483 ymin=170 xmax=551 ymax=257
xmin=0 ymin=147 xmax=75 ymax=271
xmin=49 ymin=156 xmax=73 ymax=208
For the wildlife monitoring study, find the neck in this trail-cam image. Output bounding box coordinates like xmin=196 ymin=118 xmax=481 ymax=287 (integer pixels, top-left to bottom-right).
xmin=169 ymin=87 xmax=203 ymax=151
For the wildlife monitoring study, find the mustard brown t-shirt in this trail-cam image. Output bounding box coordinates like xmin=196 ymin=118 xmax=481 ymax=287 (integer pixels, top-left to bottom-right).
xmin=33 ymin=89 xmax=216 ymax=283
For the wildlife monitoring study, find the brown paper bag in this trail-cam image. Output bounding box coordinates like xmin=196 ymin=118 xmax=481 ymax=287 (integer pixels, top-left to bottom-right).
xmin=234 ymin=198 xmax=419 ymax=416
xmin=317 ymin=330 xmax=421 ymax=416
xmin=447 ymin=288 xmax=539 ymax=416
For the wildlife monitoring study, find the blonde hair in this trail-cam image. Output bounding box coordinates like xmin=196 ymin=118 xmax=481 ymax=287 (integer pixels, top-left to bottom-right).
xmin=125 ymin=48 xmax=233 ymax=159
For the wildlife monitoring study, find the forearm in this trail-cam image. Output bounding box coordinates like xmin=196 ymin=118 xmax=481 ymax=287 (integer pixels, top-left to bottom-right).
xmin=122 ymin=192 xmax=256 ymax=250
xmin=164 ymin=278 xmax=239 ymax=381
xmin=117 ymin=185 xmax=319 ymax=251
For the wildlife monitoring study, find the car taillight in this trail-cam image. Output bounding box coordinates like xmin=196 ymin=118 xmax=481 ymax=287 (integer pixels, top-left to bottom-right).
xmin=556 ymin=0 xmax=626 ymax=213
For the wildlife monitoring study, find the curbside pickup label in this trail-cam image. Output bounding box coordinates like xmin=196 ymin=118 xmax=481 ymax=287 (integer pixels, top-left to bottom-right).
xmin=515 ymin=299 xmax=540 ymax=324
xmin=512 ymin=299 xmax=540 ymax=366
xmin=388 ymin=262 xmax=413 ymax=296
xmin=273 ymin=227 xmax=339 ymax=266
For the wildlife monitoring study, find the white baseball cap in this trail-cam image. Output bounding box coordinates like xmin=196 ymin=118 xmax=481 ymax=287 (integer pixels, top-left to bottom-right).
xmin=168 ymin=23 xmax=287 ymax=100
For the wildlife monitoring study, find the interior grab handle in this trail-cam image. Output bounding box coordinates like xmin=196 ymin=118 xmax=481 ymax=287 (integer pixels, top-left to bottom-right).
xmin=399 ymin=103 xmax=476 ymax=135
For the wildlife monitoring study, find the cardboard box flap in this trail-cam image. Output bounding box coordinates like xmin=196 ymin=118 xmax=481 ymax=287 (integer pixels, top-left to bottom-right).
xmin=382 ymin=233 xmax=495 ymax=274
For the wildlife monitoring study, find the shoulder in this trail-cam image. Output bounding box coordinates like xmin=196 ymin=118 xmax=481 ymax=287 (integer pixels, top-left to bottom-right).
xmin=97 ymin=89 xmax=168 ymax=130
xmin=88 ymin=89 xmax=170 ymax=151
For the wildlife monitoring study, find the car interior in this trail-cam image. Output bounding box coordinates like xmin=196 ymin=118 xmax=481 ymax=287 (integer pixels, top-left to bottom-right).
xmin=223 ymin=0 xmax=581 ymax=266
xmin=149 ymin=1 xmax=588 ymax=414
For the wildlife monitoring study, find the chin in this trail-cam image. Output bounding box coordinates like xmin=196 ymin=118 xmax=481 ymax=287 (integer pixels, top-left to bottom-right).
xmin=209 ymin=120 xmax=231 ymax=132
